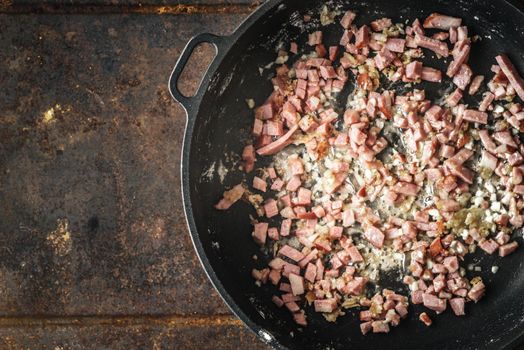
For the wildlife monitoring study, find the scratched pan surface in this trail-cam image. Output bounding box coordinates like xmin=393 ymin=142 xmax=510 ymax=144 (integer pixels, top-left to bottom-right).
xmin=169 ymin=0 xmax=524 ymax=349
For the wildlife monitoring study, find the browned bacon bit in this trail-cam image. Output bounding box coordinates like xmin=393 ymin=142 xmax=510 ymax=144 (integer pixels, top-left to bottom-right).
xmin=213 ymin=8 xmax=524 ymax=334
xmin=423 ymin=13 xmax=462 ymax=30
xmin=495 ymin=54 xmax=524 ymax=101
xmin=419 ymin=312 xmax=432 ymax=326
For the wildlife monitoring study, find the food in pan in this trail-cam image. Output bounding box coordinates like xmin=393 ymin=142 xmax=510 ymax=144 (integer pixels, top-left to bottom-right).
xmin=215 ymin=8 xmax=524 ymax=334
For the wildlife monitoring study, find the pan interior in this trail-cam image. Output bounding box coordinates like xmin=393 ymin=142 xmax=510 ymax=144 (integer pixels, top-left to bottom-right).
xmin=186 ymin=0 xmax=524 ymax=348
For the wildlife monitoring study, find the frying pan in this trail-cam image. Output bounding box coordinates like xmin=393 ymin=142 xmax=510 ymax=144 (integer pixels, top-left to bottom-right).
xmin=169 ymin=0 xmax=524 ymax=348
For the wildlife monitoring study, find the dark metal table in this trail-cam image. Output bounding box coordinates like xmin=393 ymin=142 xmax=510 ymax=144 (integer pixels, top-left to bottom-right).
xmin=0 ymin=0 xmax=269 ymax=348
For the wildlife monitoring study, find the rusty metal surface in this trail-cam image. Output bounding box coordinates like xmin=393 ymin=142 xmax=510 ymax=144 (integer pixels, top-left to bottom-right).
xmin=0 ymin=6 xmax=272 ymax=348
xmin=0 ymin=317 xmax=268 ymax=349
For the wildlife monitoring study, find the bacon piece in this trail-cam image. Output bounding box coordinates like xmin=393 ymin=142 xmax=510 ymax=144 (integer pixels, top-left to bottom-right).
xmin=360 ymin=321 xmax=372 ymax=335
xmin=468 ymin=281 xmax=485 ymax=302
xmin=255 ymin=103 xmax=275 ymax=120
xmin=423 ymin=13 xmax=461 ymax=30
xmin=499 ymin=241 xmax=518 ymax=257
xmin=252 ymin=222 xmax=268 ymax=246
xmin=414 ymin=34 xmax=449 ymax=57
xmin=449 ymin=297 xmax=465 ymax=316
xmin=289 ymin=273 xmax=305 ymax=296
xmin=372 ymin=321 xmax=390 ymax=333
xmin=480 ymin=150 xmax=497 ymax=170
xmin=493 ymin=131 xmax=518 ymax=147
xmin=347 ymin=245 xmax=364 ymax=262
xmin=385 ymin=38 xmax=406 ymax=53
xmin=479 ymin=239 xmax=499 ymax=254
xmin=355 ymin=25 xmax=370 ymax=49
xmin=371 ymin=17 xmax=392 ymax=31
xmin=422 ymin=293 xmax=447 ymax=313
xmin=479 ymin=92 xmax=495 ymax=112
xmin=340 ymin=10 xmax=356 ymax=29
xmin=364 ymin=226 xmax=385 ymax=248
xmin=313 ymin=298 xmax=338 ymax=313
xmin=242 ymin=145 xmax=256 ymax=173
xmin=447 ymin=88 xmax=463 ymax=107
xmin=421 ymin=67 xmax=442 ymax=82
xmin=419 ymin=312 xmax=432 ymax=326
xmin=405 ymin=61 xmax=423 ymax=80
xmin=308 ymin=31 xmax=323 ymax=46
xmin=252 ymin=176 xmax=267 ymax=192
xmin=215 ymin=184 xmax=245 ymax=210
xmin=257 ymin=125 xmax=299 ymax=155
xmin=446 ymin=159 xmax=474 ymax=184
xmin=495 ymin=54 xmax=524 ymax=101
xmin=479 ymin=130 xmax=497 ymax=152
xmin=304 ymin=263 xmax=317 ymax=283
xmin=453 ymin=64 xmax=472 ymax=90
xmin=391 ymin=181 xmax=420 ymax=196
xmin=264 ymin=199 xmax=279 ymax=218
xmin=449 ymin=148 xmax=473 ymax=165
xmin=447 ymin=43 xmax=470 ymax=77
xmin=462 ymin=109 xmax=488 ymax=124
xmin=469 ymin=75 xmax=484 ymax=95
xmin=374 ymin=47 xmax=396 ymax=71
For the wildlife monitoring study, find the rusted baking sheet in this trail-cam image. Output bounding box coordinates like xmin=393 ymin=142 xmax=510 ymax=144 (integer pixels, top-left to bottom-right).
xmin=0 ymin=12 xmax=249 ymax=316
xmin=0 ymin=317 xmax=270 ymax=349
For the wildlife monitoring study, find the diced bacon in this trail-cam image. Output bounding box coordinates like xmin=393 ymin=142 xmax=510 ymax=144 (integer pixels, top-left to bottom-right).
xmin=374 ymin=47 xmax=396 ymax=71
xmin=414 ymin=34 xmax=449 ymax=57
xmin=448 ymin=297 xmax=465 ymax=316
xmin=340 ymin=10 xmax=356 ymax=29
xmin=268 ymin=227 xmax=279 ymax=241
xmin=252 ymin=176 xmax=267 ymax=192
xmin=355 ymin=25 xmax=370 ymax=49
xmin=255 ymin=103 xmax=275 ymax=120
xmin=371 ymin=17 xmax=392 ymax=31
xmin=480 ymin=150 xmax=498 ymax=170
xmin=265 ymin=120 xmax=284 ymax=136
xmin=468 ymin=281 xmax=485 ymax=302
xmin=261 ymin=196 xmax=278 ymax=216
xmin=425 ymin=105 xmax=444 ymax=121
xmin=314 ymin=298 xmax=337 ymax=313
xmin=463 ymin=109 xmax=488 ymax=124
xmin=449 ymin=27 xmax=458 ymax=43
xmin=350 ymin=126 xmax=367 ymax=145
xmin=447 ymin=43 xmax=470 ymax=77
xmin=251 ymin=222 xmax=268 ymax=247
xmin=447 ymin=88 xmax=463 ymax=107
xmin=372 ymin=321 xmax=390 ymax=333
xmin=495 ymin=54 xmax=524 ymax=101
xmin=342 ymin=209 xmax=355 ymax=227
xmin=421 ymin=67 xmax=442 ymax=82
xmin=257 ymin=125 xmax=299 ymax=155
xmin=215 ymin=184 xmax=245 ymax=210
xmin=296 ymin=187 xmax=312 ymax=206
xmin=405 ymin=61 xmax=423 ymax=80
xmin=308 ymin=31 xmax=323 ymax=46
xmin=279 ymin=219 xmax=291 ymax=237
xmin=391 ymin=181 xmax=419 ymax=196
xmin=288 ymin=273 xmax=305 ymax=295
xmin=446 ymin=159 xmax=474 ymax=184
xmin=478 ymin=92 xmax=495 ymax=112
xmin=347 ymin=245 xmax=364 ymax=262
xmin=479 ymin=239 xmax=499 ymax=254
xmin=272 ymin=295 xmax=284 ymax=307
xmin=509 ymin=152 xmax=524 ymax=166
xmin=360 ymin=321 xmax=373 ymax=335
xmin=419 ymin=312 xmax=432 ymax=326
xmin=364 ymin=225 xmax=385 ymax=248
xmin=499 ymin=241 xmax=518 ymax=257
xmin=449 ymin=148 xmax=473 ymax=165
xmin=493 ymin=131 xmax=517 ymax=147
xmin=286 ymin=175 xmax=302 ymax=192
xmin=319 ymin=66 xmax=338 ymax=79
xmin=279 ymin=245 xmax=305 ymax=262
xmin=289 ymin=42 xmax=298 ymax=55
xmin=422 ymin=293 xmax=447 ymax=313
xmin=329 ymin=46 xmax=339 ymax=61
xmin=469 ymin=75 xmax=484 ymax=95
xmin=479 ymin=130 xmax=497 ymax=152
xmin=252 ymin=119 xmax=263 ymax=137
xmin=438 ymin=199 xmax=461 ymax=212
xmin=423 ymin=13 xmax=461 ymax=30
xmin=453 ymin=64 xmax=472 ymax=90
xmin=385 ymin=38 xmax=406 ymax=53
xmin=340 ymin=30 xmax=353 ymax=46
xmin=304 ymin=263 xmax=317 ymax=283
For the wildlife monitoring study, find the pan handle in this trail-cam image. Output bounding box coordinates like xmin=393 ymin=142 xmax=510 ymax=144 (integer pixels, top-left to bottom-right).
xmin=169 ymin=33 xmax=226 ymax=114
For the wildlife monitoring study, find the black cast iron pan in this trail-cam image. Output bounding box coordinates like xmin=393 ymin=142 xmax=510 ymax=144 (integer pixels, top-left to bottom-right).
xmin=169 ymin=0 xmax=524 ymax=348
